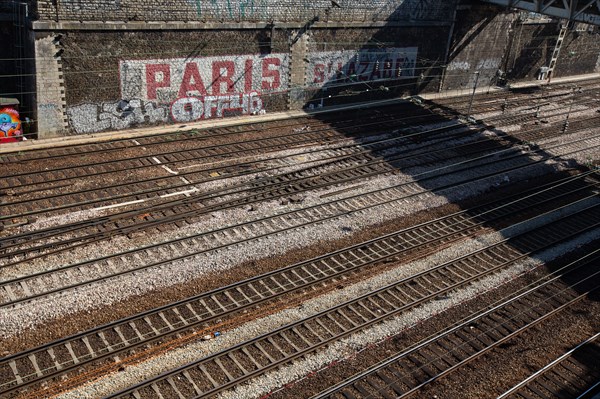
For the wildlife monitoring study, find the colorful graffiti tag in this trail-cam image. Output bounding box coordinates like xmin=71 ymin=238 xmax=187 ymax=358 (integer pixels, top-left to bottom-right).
xmin=0 ymin=107 xmax=22 ymax=139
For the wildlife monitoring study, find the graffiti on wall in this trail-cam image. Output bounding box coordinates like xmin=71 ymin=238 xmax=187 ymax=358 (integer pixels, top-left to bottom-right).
xmin=307 ymin=47 xmax=418 ymax=88
xmin=69 ymin=53 xmax=290 ymax=134
xmin=68 ymin=48 xmax=419 ymax=134
xmin=120 ymin=53 xmax=290 ymax=102
xmin=0 ymin=107 xmax=22 ymax=138
xmin=67 ymin=99 xmax=169 ymax=134
xmin=447 ymin=58 xmax=501 ymax=71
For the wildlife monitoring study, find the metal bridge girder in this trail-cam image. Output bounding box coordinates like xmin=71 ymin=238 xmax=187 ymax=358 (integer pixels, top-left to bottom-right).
xmin=481 ymin=0 xmax=600 ymax=25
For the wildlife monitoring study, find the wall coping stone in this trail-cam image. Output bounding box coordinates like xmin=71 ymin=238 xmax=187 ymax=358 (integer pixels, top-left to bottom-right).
xmin=32 ymin=20 xmax=452 ymax=31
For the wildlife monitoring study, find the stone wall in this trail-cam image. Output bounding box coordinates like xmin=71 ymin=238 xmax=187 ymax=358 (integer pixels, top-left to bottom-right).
xmin=442 ymin=4 xmax=516 ymax=91
xmin=442 ymin=3 xmax=600 ymax=91
xmin=23 ymin=0 xmax=600 ymax=137
xmin=0 ymin=4 xmax=37 ymax=131
xmin=33 ymin=0 xmax=456 ymax=23
xmin=58 ymin=26 xmax=445 ymax=135
xmin=503 ymin=21 xmax=557 ymax=81
xmin=59 ymin=29 xmax=291 ymax=134
xmin=553 ymin=25 xmax=600 ymax=78
xmin=0 ymin=24 xmax=18 ymax=100
xmin=304 ymin=25 xmax=450 ymax=106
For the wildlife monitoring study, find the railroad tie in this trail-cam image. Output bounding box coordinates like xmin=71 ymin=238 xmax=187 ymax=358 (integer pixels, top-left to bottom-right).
xmin=64 ymin=342 xmax=80 ymax=364
xmin=181 ymin=370 xmax=202 ymax=395
xmin=158 ymin=312 xmax=176 ymax=331
xmin=198 ymin=364 xmax=220 ymax=388
xmin=241 ymin=347 xmax=262 ymax=369
xmin=143 ymin=316 xmax=161 ymax=336
xmin=166 ymin=377 xmax=186 ymax=399
xmin=150 ymin=383 xmax=166 ymax=399
xmin=184 ymin=303 xmax=201 ymax=322
xmin=214 ymin=357 xmax=236 ymax=381
xmin=171 ymin=307 xmax=189 ymax=326
xmin=3 ymin=285 xmax=17 ymax=302
xmin=228 ymin=352 xmax=249 ymax=374
xmin=47 ymin=347 xmax=63 ymax=371
xmin=254 ymin=342 xmax=277 ymax=363
xmin=81 ymin=337 xmax=96 ymax=360
xmin=128 ymin=321 xmax=146 ymax=342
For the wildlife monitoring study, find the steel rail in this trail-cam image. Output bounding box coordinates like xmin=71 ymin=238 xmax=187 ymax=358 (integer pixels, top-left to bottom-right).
xmin=5 ymin=130 xmax=596 ymax=290
xmin=0 ymin=98 xmax=426 ymax=160
xmin=4 ymin=91 xmax=596 ymax=224
xmin=311 ymin=254 xmax=600 ymax=399
xmin=496 ymin=332 xmax=600 ymax=399
xmin=0 ymin=120 xmax=472 ymax=220
xmin=0 ymin=108 xmax=441 ymax=188
xmin=2 ymin=119 xmax=598 ymax=267
xmin=0 ymin=109 xmax=382 ymax=162
xmin=103 ymin=206 xmax=600 ymax=399
xmin=1 ymin=171 xmax=596 ymax=396
xmin=0 ymin=173 xmax=579 ymax=396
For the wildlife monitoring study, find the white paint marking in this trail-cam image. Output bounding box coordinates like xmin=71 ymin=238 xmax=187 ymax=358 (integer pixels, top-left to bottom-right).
xmin=177 ymin=155 xmax=258 ymax=170
xmin=151 ymin=156 xmax=179 ymax=175
xmin=177 ymin=177 xmax=198 ymax=196
xmin=160 ymin=188 xmax=199 ymax=198
xmin=94 ymin=199 xmax=145 ymax=211
xmin=161 ymin=165 xmax=179 ymax=175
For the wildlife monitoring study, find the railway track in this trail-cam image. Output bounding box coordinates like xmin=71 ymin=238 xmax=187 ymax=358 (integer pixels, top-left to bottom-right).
xmin=2 ymin=110 xmax=598 ymax=268
xmin=3 ymin=79 xmax=597 ymax=228
xmin=497 ymin=332 xmax=600 ymax=399
xmin=0 ymin=78 xmax=597 ymax=399
xmin=432 ymin=78 xmax=600 ymax=110
xmin=100 ymin=204 xmax=600 ymax=399
xmin=0 ymin=100 xmax=433 ymax=164
xmin=1 ymin=170 xmax=597 ymax=396
xmin=310 ymin=251 xmax=600 ymax=399
xmin=3 ymin=82 xmax=596 ymax=227
xmin=0 ymin=105 xmax=441 ymax=193
xmin=2 ymin=128 xmax=598 ymax=308
xmin=4 ymin=77 xmax=594 ymax=165
xmin=0 ymin=118 xmax=469 ymax=224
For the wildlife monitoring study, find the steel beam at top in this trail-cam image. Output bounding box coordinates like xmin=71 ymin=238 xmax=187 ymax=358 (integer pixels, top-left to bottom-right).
xmin=480 ymin=0 xmax=600 ymax=25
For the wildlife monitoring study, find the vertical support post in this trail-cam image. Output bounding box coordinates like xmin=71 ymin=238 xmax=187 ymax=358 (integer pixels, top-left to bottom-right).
xmin=467 ymin=71 xmax=480 ymax=120
xmin=438 ymin=6 xmax=458 ymax=92
xmin=563 ymin=85 xmax=577 ymax=133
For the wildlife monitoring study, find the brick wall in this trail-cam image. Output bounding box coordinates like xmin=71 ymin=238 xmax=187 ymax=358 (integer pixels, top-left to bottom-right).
xmin=442 ymin=4 xmax=516 ymax=91
xmin=553 ymin=26 xmax=600 ymax=78
xmin=504 ymin=22 xmax=558 ymax=81
xmin=27 ymin=0 xmax=599 ymax=137
xmin=58 ymin=26 xmax=444 ymax=134
xmin=33 ymin=0 xmax=456 ymax=23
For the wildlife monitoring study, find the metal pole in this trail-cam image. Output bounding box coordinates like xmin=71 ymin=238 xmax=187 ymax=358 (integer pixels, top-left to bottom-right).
xmin=564 ymin=85 xmax=577 ymax=133
xmin=467 ymin=71 xmax=480 ymax=119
